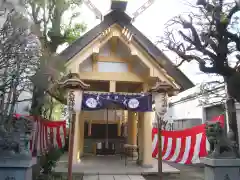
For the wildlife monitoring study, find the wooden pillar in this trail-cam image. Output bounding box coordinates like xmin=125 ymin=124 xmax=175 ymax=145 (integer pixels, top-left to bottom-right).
xmin=122 ymin=110 xmax=128 ymax=137
xmin=72 ymin=111 xmax=81 ymax=164
xmin=79 ymin=114 xmax=85 ymax=157
xmin=138 ymin=112 xmax=143 ymax=164
xmin=141 ymin=112 xmax=153 ymax=168
xmin=127 ymin=111 xmax=137 ymax=145
xmin=127 ymin=111 xmax=138 ymax=157
xmin=117 ymin=118 xmax=121 ymax=136
xmin=109 ymin=81 xmax=116 ymax=92
xmin=88 ymin=120 xmax=92 ymax=136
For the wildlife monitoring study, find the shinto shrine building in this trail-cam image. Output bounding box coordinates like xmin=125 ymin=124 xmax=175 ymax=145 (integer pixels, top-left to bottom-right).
xmin=59 ymin=0 xmax=193 ymax=167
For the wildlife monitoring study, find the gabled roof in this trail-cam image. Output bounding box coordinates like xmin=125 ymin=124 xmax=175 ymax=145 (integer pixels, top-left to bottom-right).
xmin=60 ymin=10 xmax=194 ymax=91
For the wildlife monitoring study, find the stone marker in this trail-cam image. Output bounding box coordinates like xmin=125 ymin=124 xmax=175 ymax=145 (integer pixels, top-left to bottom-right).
xmin=0 ymin=116 xmax=37 ymax=180
xmin=202 ymin=121 xmax=240 ymax=180
xmin=0 ymin=157 xmax=37 ymax=180
xmin=202 ymin=158 xmax=240 ymax=180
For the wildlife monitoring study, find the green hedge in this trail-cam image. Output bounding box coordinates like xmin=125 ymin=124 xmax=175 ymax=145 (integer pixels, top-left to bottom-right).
xmin=41 ymin=147 xmax=64 ymax=174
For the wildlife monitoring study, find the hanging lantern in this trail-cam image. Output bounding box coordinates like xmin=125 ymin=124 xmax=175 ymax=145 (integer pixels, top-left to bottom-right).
xmin=154 ymin=92 xmax=168 ymax=117
xmin=150 ymin=81 xmax=173 ymax=118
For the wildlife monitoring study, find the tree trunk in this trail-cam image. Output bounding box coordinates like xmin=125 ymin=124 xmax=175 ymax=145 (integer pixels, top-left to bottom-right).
xmin=225 ymin=77 xmax=239 ymax=148
xmin=226 ymin=97 xmax=239 ymax=147
xmin=31 ymin=86 xmax=44 ymax=116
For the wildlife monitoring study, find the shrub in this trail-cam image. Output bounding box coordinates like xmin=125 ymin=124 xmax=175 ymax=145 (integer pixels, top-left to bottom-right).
xmin=41 ymin=147 xmax=64 ymax=174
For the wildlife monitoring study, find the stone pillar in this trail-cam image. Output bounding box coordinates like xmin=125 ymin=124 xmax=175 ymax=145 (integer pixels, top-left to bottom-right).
xmin=72 ymin=111 xmax=81 ymax=164
xmin=127 ymin=111 xmax=137 ymax=145
xmin=141 ymin=112 xmax=153 ymax=168
xmin=202 ymin=158 xmax=240 ymax=180
xmin=0 ymin=157 xmax=37 ymax=180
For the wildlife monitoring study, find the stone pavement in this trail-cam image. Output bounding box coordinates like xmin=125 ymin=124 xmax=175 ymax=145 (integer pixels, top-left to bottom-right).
xmin=83 ymin=175 xmax=146 ymax=180
xmin=54 ymin=154 xmax=180 ymax=175
xmin=144 ymin=162 xmax=204 ymax=180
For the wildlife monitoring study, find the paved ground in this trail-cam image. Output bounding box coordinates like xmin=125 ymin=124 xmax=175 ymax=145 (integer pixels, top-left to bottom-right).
xmin=83 ymin=175 xmax=146 ymax=180
xmin=144 ymin=162 xmax=204 ymax=180
xmin=50 ymin=163 xmax=204 ymax=180
xmin=55 ymin=154 xmax=179 ymax=175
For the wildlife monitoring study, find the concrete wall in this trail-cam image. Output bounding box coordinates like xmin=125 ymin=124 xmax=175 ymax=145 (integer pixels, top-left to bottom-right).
xmin=172 ymin=118 xmax=202 ymax=130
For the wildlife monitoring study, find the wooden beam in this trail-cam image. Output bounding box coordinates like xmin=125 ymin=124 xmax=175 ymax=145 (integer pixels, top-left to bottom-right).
xmin=142 ymin=83 xmax=149 ymax=92
xmin=65 ymin=31 xmax=111 ymax=70
xmin=79 ymin=72 xmax=144 ymax=82
xmin=98 ymin=55 xmax=126 ymax=63
xmin=109 ymin=81 xmax=116 ymax=92
xmin=110 ymin=36 xmax=118 ymax=56
xmin=92 ymin=53 xmax=98 ymax=72
xmin=85 ymin=119 xmax=118 ymax=124
xmin=114 ymin=34 xmax=179 ymax=88
xmin=65 ymin=24 xmax=180 ymax=89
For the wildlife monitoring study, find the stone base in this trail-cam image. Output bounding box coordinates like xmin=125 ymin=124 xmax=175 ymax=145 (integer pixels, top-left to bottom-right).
xmin=127 ymin=151 xmax=138 ymax=158
xmin=141 ymin=163 xmax=153 ymax=168
xmin=137 ymin=159 xmax=142 ymax=165
xmin=201 ymin=157 xmax=240 ymax=180
xmin=0 ymin=157 xmax=36 ymax=180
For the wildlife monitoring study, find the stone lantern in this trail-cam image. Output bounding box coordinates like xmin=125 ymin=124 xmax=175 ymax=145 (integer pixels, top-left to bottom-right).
xmin=58 ymin=73 xmax=89 ymax=180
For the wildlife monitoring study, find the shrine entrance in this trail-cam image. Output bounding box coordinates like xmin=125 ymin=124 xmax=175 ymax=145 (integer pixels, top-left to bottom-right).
xmin=84 ymin=107 xmax=122 ymax=156
xmin=81 ymin=92 xmax=152 ymax=159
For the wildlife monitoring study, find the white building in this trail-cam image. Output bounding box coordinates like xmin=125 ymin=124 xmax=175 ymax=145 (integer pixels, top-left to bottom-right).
xmin=164 ymin=82 xmax=226 ymax=130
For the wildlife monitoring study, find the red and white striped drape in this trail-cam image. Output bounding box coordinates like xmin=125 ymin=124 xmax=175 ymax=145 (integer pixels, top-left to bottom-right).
xmin=152 ymin=114 xmax=224 ymax=164
xmin=15 ymin=114 xmax=67 ymax=156
xmin=15 ymin=113 xmax=225 ymax=163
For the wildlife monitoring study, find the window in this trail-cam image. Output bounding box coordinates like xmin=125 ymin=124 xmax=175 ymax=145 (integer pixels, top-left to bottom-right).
xmin=204 ymin=104 xmax=224 ymax=121
xmin=97 ymin=62 xmax=128 ymax=72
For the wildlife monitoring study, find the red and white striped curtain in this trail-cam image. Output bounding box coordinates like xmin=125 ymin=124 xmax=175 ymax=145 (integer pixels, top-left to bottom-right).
xmin=152 ymin=114 xmax=224 ymax=164
xmin=15 ymin=113 xmax=225 ymax=162
xmin=15 ymin=114 xmax=67 ymax=156
xmin=31 ymin=117 xmax=67 ymax=156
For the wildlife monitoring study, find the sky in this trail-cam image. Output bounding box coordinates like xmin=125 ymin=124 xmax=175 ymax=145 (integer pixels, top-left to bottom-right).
xmin=60 ymin=0 xmax=223 ymax=85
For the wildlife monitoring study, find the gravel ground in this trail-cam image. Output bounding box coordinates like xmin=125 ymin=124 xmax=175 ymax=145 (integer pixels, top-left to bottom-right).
xmin=144 ymin=162 xmax=204 ymax=180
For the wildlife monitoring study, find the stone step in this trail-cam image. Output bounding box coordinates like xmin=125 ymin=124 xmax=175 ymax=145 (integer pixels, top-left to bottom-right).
xmin=49 ymin=168 xmax=180 ymax=180
xmin=83 ymin=175 xmax=146 ymax=180
xmin=43 ymin=174 xmax=146 ymax=180
xmin=143 ymin=173 xmax=181 ymax=180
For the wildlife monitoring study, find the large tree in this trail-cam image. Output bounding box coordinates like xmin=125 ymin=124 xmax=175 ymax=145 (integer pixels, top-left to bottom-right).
xmin=0 ymin=9 xmax=41 ymax=123
xmin=26 ymin=0 xmax=87 ymax=116
xmin=160 ymin=0 xmax=240 ymax=145
xmin=27 ymin=0 xmax=86 ymax=53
